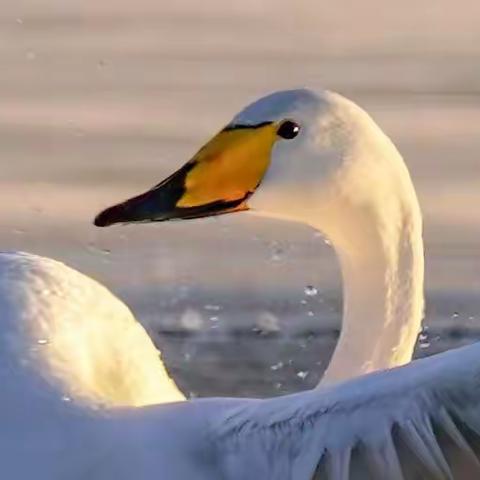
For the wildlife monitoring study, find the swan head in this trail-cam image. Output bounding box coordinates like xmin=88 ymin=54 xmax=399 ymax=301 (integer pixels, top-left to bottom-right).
xmin=94 ymin=88 xmax=415 ymax=249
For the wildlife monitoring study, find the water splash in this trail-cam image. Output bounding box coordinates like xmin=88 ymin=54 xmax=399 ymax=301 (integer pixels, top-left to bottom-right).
xmin=270 ymin=361 xmax=284 ymax=371
xmin=204 ymin=304 xmax=222 ymax=312
xmin=296 ymin=371 xmax=309 ymax=380
xmin=256 ymin=312 xmax=280 ymax=333
xmin=180 ymin=309 xmax=203 ymax=331
xmin=304 ymin=285 xmax=318 ymax=296
xmin=418 ymin=327 xmax=430 ymax=349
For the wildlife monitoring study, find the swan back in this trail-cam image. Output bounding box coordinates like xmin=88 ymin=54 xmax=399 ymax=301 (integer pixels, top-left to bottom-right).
xmin=0 ymin=251 xmax=183 ymax=408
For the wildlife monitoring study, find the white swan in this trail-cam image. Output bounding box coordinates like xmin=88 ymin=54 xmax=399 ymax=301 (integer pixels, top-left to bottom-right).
xmin=2 ymin=89 xmax=479 ymax=479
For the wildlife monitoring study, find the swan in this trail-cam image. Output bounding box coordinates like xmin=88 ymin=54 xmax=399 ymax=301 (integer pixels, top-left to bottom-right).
xmin=2 ymin=88 xmax=479 ymax=479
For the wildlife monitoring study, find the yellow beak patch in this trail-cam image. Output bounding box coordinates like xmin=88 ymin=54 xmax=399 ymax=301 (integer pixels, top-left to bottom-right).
xmin=177 ymin=122 xmax=278 ymax=208
xmin=94 ymin=121 xmax=278 ymax=226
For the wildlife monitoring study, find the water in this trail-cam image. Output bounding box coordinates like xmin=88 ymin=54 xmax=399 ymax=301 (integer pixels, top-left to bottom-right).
xmin=0 ymin=0 xmax=479 ymax=397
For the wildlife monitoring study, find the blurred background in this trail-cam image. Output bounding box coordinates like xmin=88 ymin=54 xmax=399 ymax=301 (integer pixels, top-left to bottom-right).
xmin=1 ymin=0 xmax=479 ymax=397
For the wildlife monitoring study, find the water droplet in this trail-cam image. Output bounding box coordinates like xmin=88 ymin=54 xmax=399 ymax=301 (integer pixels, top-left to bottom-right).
xmin=270 ymin=361 xmax=284 ymax=371
xmin=307 ymin=310 xmax=314 ymax=317
xmin=418 ymin=327 xmax=430 ymax=349
xmin=452 ymin=312 xmax=459 ymax=319
xmin=180 ymin=309 xmax=203 ymax=331
xmin=204 ymin=304 xmax=221 ymax=312
xmin=97 ymin=59 xmax=108 ymax=68
xmin=297 ymin=370 xmax=309 ymax=380
xmin=313 ymin=231 xmax=332 ymax=246
xmin=183 ymin=352 xmax=191 ymax=362
xmin=16 ymin=18 xmax=23 ymax=25
xmin=271 ymin=251 xmax=282 ymax=262
xmin=274 ymin=382 xmax=283 ymax=390
xmin=300 ymin=299 xmax=308 ymax=305
xmin=209 ymin=316 xmax=219 ymax=322
xmin=61 ymin=395 xmax=72 ymax=402
xmin=37 ymin=339 xmax=49 ymax=345
xmin=270 ymin=243 xmax=284 ymax=262
xmin=304 ymin=285 xmax=318 ymax=296
xmin=26 ymin=50 xmax=36 ymax=61
xmin=256 ymin=312 xmax=279 ymax=333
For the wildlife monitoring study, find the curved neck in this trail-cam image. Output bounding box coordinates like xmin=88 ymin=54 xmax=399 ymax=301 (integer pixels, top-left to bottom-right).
xmin=319 ymin=197 xmax=424 ymax=385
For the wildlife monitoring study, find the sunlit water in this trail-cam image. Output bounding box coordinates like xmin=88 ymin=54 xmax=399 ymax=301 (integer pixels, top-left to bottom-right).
xmin=1 ymin=0 xmax=479 ymax=397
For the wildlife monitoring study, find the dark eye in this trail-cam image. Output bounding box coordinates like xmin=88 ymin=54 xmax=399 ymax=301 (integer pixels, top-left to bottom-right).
xmin=277 ymin=120 xmax=300 ymax=140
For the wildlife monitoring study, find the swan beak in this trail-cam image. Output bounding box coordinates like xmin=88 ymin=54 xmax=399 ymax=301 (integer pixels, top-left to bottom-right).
xmin=94 ymin=122 xmax=277 ymax=227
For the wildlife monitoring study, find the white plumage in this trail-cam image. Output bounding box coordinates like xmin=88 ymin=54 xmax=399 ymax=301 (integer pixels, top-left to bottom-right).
xmin=216 ymin=343 xmax=480 ymax=479
xmin=1 ymin=89 xmax=478 ymax=479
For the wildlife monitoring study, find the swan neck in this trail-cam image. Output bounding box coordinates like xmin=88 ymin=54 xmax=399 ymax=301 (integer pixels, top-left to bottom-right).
xmin=320 ymin=200 xmax=424 ymax=385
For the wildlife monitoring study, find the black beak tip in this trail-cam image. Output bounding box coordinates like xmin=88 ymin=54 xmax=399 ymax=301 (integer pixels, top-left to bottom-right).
xmin=94 ymin=205 xmax=124 ymax=227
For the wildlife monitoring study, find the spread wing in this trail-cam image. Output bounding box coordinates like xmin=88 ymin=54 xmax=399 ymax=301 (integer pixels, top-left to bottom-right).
xmin=213 ymin=342 xmax=480 ymax=479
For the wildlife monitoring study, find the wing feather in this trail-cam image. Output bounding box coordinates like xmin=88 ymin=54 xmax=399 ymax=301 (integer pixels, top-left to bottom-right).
xmin=213 ymin=342 xmax=480 ymax=479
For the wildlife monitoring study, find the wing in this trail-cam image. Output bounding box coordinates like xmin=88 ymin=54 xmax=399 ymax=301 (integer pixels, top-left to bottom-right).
xmin=212 ymin=342 xmax=480 ymax=480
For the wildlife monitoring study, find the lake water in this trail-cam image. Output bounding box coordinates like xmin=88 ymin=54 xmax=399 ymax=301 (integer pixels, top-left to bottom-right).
xmin=1 ymin=0 xmax=479 ymax=397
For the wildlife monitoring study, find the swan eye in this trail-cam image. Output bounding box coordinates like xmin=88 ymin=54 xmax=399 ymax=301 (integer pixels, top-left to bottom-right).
xmin=277 ymin=120 xmax=300 ymax=140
